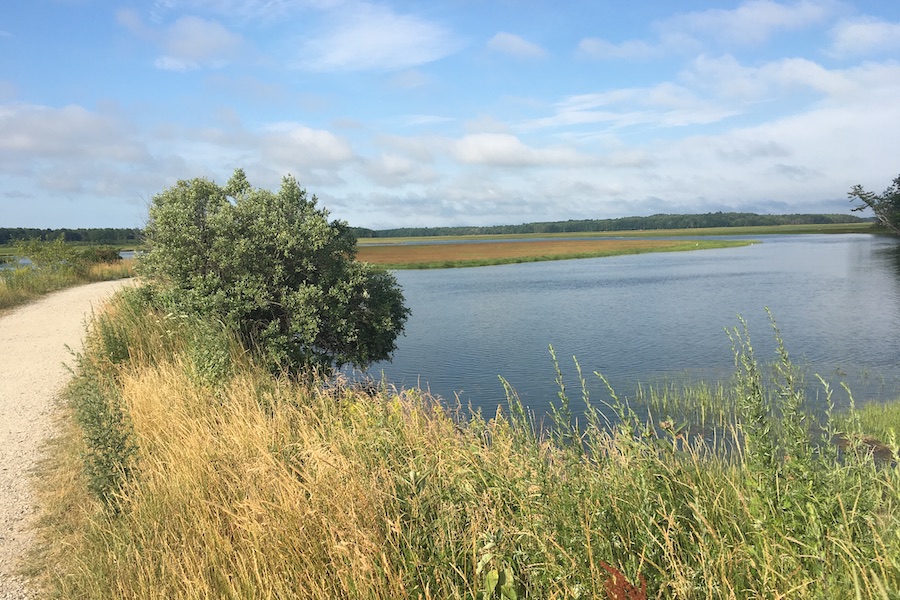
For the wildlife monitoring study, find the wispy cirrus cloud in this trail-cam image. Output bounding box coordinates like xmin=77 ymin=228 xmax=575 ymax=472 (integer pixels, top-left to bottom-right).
xmin=579 ymin=0 xmax=834 ymax=62
xmin=296 ymin=2 xmax=463 ymax=71
xmin=661 ymin=0 xmax=834 ymax=45
xmin=117 ymin=9 xmax=246 ymax=70
xmin=150 ymin=0 xmax=340 ymax=22
xmin=157 ymin=15 xmax=245 ymax=69
xmin=521 ymin=83 xmax=737 ymax=132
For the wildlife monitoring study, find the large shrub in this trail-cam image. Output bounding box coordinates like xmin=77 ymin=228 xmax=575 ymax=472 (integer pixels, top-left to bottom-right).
xmin=139 ymin=169 xmax=409 ymax=375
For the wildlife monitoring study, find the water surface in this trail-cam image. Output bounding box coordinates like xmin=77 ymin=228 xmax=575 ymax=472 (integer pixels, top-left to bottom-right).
xmin=362 ymin=234 xmax=900 ymax=417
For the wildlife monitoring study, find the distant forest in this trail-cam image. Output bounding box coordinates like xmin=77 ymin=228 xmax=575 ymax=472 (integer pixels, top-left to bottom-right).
xmin=1 ymin=213 xmax=870 ymax=245
xmin=0 ymin=228 xmax=142 ymax=245
xmin=352 ymin=212 xmax=870 ymax=238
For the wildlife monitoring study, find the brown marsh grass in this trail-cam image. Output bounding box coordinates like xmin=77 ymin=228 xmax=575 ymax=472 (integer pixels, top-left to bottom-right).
xmin=357 ymin=238 xmax=751 ymax=269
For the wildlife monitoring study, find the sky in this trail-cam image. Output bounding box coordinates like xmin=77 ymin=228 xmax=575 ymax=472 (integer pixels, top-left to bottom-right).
xmin=2 ymin=0 xmax=900 ymax=230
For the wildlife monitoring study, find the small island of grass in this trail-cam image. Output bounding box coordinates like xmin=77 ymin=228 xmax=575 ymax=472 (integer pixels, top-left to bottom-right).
xmin=357 ymin=237 xmax=754 ymax=269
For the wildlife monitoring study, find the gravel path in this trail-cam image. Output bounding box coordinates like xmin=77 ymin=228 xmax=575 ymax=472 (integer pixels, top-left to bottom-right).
xmin=0 ymin=280 xmax=130 ymax=599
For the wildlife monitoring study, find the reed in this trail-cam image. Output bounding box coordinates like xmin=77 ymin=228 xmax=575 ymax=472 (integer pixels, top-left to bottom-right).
xmin=30 ymin=291 xmax=900 ymax=599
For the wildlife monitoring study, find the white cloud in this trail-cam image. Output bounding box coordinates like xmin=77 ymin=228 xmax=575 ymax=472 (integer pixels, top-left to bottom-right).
xmin=117 ymin=10 xmax=245 ymax=70
xmin=662 ymin=0 xmax=833 ymax=45
xmin=487 ymin=32 xmax=546 ymax=59
xmin=149 ymin=0 xmax=342 ymax=23
xmin=577 ymin=38 xmax=661 ymax=60
xmin=452 ymin=133 xmax=584 ymax=167
xmin=154 ymin=56 xmax=198 ymax=71
xmin=829 ymin=17 xmax=900 ymax=58
xmin=260 ymin=122 xmax=356 ymax=168
xmin=297 ymin=3 xmax=462 ymax=71
xmin=0 ymin=102 xmax=160 ymax=219
xmin=521 ymin=84 xmax=738 ymax=131
xmin=682 ymin=55 xmax=900 ymax=104
xmin=577 ymin=1 xmax=834 ymax=64
xmin=0 ymin=103 xmax=147 ymax=163
xmin=362 ymin=152 xmax=438 ymax=187
xmin=161 ymin=15 xmax=244 ymax=65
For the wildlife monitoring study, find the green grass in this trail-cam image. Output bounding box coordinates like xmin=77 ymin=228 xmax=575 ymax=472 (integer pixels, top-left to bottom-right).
xmin=27 ymin=291 xmax=900 ymax=599
xmin=841 ymin=398 xmax=900 ymax=449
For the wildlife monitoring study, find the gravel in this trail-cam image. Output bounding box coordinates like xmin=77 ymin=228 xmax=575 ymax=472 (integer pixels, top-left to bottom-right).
xmin=0 ymin=280 xmax=130 ymax=599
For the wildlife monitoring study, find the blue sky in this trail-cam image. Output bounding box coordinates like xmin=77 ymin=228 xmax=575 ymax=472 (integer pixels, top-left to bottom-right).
xmin=2 ymin=0 xmax=900 ymax=229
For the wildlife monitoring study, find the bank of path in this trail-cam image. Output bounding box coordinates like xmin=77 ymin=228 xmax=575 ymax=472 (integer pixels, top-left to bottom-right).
xmin=0 ymin=280 xmax=129 ymax=599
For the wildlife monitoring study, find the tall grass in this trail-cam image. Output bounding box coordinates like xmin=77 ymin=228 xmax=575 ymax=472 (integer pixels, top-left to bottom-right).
xmin=32 ymin=290 xmax=900 ymax=598
xmin=0 ymin=258 xmax=135 ymax=311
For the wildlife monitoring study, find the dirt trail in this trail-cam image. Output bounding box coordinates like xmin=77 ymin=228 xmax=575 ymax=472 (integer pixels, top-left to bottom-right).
xmin=0 ymin=280 xmax=129 ymax=599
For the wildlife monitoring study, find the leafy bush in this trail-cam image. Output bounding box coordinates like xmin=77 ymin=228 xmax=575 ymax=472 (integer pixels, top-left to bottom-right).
xmin=11 ymin=236 xmax=122 ymax=276
xmin=77 ymin=245 xmax=123 ymax=265
xmin=138 ymin=169 xmax=409 ymax=375
xmin=67 ymin=360 xmax=137 ymax=507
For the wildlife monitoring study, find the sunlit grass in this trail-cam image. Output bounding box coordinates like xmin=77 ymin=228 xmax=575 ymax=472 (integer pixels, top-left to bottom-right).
xmin=840 ymin=398 xmax=900 ymax=456
xmin=0 ymin=258 xmax=135 ymax=312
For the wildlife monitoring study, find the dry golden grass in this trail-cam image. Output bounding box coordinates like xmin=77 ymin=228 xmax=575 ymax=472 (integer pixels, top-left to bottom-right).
xmin=87 ymin=257 xmax=136 ymax=280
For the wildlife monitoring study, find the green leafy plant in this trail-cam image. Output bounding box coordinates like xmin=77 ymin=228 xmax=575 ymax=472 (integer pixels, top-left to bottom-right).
xmin=67 ymin=359 xmax=137 ymax=507
xmin=138 ymin=169 xmax=410 ymax=376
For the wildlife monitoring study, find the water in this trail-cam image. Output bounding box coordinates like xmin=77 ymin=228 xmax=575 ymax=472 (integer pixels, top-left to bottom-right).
xmin=361 ymin=234 xmax=900 ymax=417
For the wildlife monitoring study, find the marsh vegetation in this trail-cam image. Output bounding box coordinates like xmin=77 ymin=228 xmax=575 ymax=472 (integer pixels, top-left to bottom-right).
xmin=356 ymin=237 xmax=752 ymax=269
xmin=13 ymin=178 xmax=898 ymax=598
xmin=32 ymin=288 xmax=900 ymax=598
xmin=0 ymin=237 xmax=134 ymax=312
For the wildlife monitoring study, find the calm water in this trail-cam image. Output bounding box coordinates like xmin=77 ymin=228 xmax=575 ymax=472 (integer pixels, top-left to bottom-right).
xmin=361 ymin=234 xmax=900 ymax=417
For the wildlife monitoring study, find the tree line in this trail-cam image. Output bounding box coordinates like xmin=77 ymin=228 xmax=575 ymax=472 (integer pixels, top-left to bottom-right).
xmin=1 ymin=210 xmax=879 ymax=246
xmin=0 ymin=228 xmax=142 ymax=245
xmin=353 ymin=212 xmax=870 ymax=238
